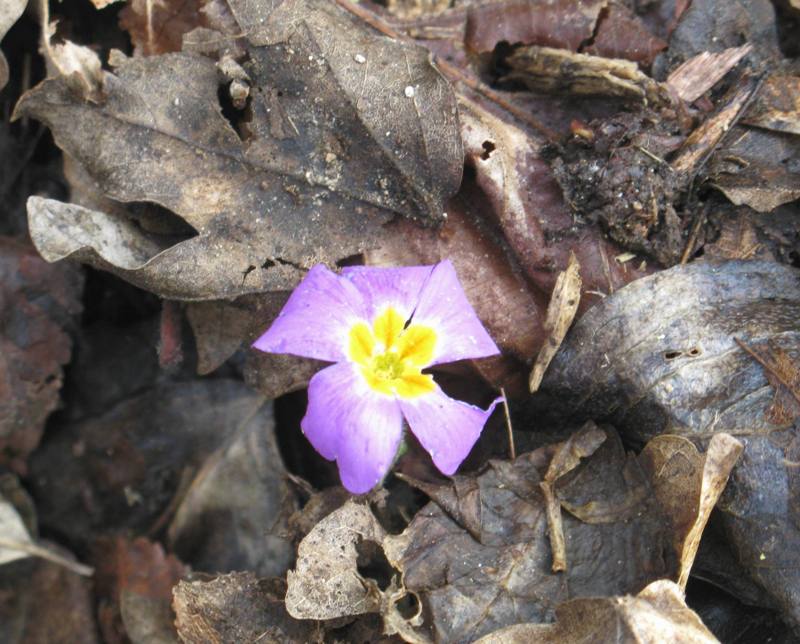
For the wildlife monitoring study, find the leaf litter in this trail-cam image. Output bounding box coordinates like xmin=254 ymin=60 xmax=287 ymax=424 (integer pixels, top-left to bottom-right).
xmin=2 ymin=0 xmax=800 ymax=641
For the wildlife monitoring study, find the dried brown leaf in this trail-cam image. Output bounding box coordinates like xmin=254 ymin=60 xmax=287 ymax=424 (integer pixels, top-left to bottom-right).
xmin=0 ymin=0 xmax=26 ymax=90
xmin=641 ymin=433 xmax=743 ymax=589
xmin=120 ymin=0 xmax=208 ymax=55
xmin=166 ymin=400 xmax=295 ymax=578
xmin=0 ymin=237 xmax=82 ymax=472
xmin=465 ymin=0 xmax=606 ymax=54
xmin=529 ymin=252 xmax=581 ymax=393
xmin=475 ymin=580 xmax=719 ymax=644
xmin=17 ymin=0 xmax=462 ymax=300
xmin=386 ymin=428 xmax=694 ymax=642
xmin=286 ymin=500 xmax=386 ymax=620
xmin=735 ymin=338 xmax=800 ymax=426
xmin=532 ymin=260 xmax=800 ymax=629
xmin=584 ymin=4 xmax=667 ymax=67
xmin=173 ymin=572 xmax=319 ymax=644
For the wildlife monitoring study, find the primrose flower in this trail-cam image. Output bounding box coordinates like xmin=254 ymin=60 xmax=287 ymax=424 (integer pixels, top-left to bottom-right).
xmin=253 ymin=261 xmax=502 ymax=494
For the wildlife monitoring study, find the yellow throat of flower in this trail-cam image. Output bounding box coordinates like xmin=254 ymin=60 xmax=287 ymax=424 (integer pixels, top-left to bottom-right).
xmin=348 ymin=307 xmax=437 ymax=398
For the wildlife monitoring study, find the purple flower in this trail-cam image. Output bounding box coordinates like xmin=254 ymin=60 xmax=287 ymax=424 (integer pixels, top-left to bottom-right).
xmin=253 ymin=261 xmax=502 ymax=494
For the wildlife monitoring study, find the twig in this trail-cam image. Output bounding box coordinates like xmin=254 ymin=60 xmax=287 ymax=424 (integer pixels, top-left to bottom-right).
xmin=680 ymin=200 xmax=708 ymax=264
xmin=500 ymin=387 xmax=515 ymax=460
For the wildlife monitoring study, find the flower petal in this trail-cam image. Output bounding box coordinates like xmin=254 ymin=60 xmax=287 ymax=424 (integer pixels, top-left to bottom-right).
xmin=342 ymin=265 xmax=434 ymax=322
xmin=252 ymin=265 xmax=366 ymax=362
xmin=400 ymin=389 xmax=502 ymax=476
xmin=410 ymin=260 xmax=500 ymax=365
xmin=302 ymin=362 xmax=404 ymax=494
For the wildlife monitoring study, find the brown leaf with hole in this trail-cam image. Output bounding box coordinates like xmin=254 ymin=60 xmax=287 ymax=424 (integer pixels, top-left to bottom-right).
xmin=529 ymin=252 xmax=581 ymax=393
xmin=173 ymin=572 xmax=320 ymax=644
xmin=0 ymin=237 xmax=82 ymax=473
xmin=16 ymin=0 xmax=462 ymax=300
xmin=285 ymin=500 xmax=386 ymax=620
xmin=475 ymin=580 xmax=719 ymax=644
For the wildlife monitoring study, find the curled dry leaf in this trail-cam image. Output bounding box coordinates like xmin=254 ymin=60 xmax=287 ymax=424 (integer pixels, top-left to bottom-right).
xmin=640 ymin=433 xmax=743 ymax=590
xmin=539 ymin=422 xmax=605 ymax=572
xmin=92 ymin=537 xmax=186 ymax=644
xmin=385 ymin=425 xmax=736 ymax=642
xmin=0 ymin=236 xmax=82 ymax=472
xmin=0 ymin=0 xmax=26 ymax=89
xmin=505 ymin=47 xmax=667 ymax=104
xmin=173 ymin=572 xmax=320 ymax=644
xmin=475 ymin=580 xmax=719 ymax=644
xmin=529 ymin=252 xmax=581 ymax=393
xmin=17 ymin=0 xmax=462 ymax=300
xmin=0 ymin=493 xmax=92 ymax=575
xmin=533 ymin=260 xmax=800 ymax=629
xmin=285 ymin=500 xmax=386 ymax=620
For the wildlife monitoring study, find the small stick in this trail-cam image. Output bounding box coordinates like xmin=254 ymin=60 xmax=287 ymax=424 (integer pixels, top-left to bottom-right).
xmin=500 ymin=387 xmax=515 ymax=460
xmin=680 ymin=201 xmax=707 ymax=264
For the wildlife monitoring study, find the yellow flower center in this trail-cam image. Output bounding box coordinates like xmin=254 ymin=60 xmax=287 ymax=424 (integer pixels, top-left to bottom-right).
xmin=348 ymin=307 xmax=437 ymax=398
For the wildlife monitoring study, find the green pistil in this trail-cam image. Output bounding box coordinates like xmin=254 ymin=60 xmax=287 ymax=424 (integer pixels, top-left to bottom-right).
xmin=371 ymin=351 xmax=405 ymax=381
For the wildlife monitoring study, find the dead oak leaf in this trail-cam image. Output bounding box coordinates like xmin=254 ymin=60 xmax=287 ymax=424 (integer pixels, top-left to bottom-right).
xmin=475 ymin=580 xmax=719 ymax=644
xmin=16 ymin=0 xmax=462 ymax=300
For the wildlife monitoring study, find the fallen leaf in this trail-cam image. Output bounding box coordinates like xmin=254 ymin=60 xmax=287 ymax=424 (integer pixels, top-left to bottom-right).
xmin=27 ymin=380 xmax=282 ymax=545
xmin=0 ymin=492 xmax=92 ymax=575
xmin=0 ymin=0 xmax=26 ymax=90
xmin=464 ymin=0 xmax=606 ymax=54
xmin=743 ymin=75 xmax=800 ymax=136
xmin=92 ymin=536 xmax=187 ymax=644
xmin=584 ymin=3 xmax=667 ymax=67
xmin=735 ymin=338 xmax=800 ymax=426
xmin=167 ymin=398 xmax=295 ymax=578
xmin=709 ymin=127 xmax=800 ymax=212
xmin=529 ymin=252 xmax=581 ymax=393
xmin=385 ymin=426 xmax=733 ymax=642
xmin=0 ymin=555 xmax=99 ymax=643
xmin=174 ymin=571 xmax=321 ymax=644
xmin=533 ymin=260 xmax=800 ymax=629
xmin=17 ymin=0 xmax=462 ymax=300
xmin=286 ymin=500 xmax=386 ymax=620
xmin=120 ymin=0 xmax=208 ymax=55
xmin=640 ymin=433 xmax=743 ymax=589
xmin=475 ymin=580 xmax=719 ymax=643
xmin=0 ymin=236 xmax=82 ymax=472
xmin=703 ymin=208 xmax=774 ymax=262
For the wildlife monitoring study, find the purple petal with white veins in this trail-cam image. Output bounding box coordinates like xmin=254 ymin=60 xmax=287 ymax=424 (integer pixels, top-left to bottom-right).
xmin=342 ymin=265 xmax=434 ymax=322
xmin=302 ymin=362 xmax=404 ymax=494
xmin=411 ymin=260 xmax=500 ymax=365
xmin=252 ymin=264 xmax=367 ymax=362
xmin=401 ymin=389 xmax=503 ymax=476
